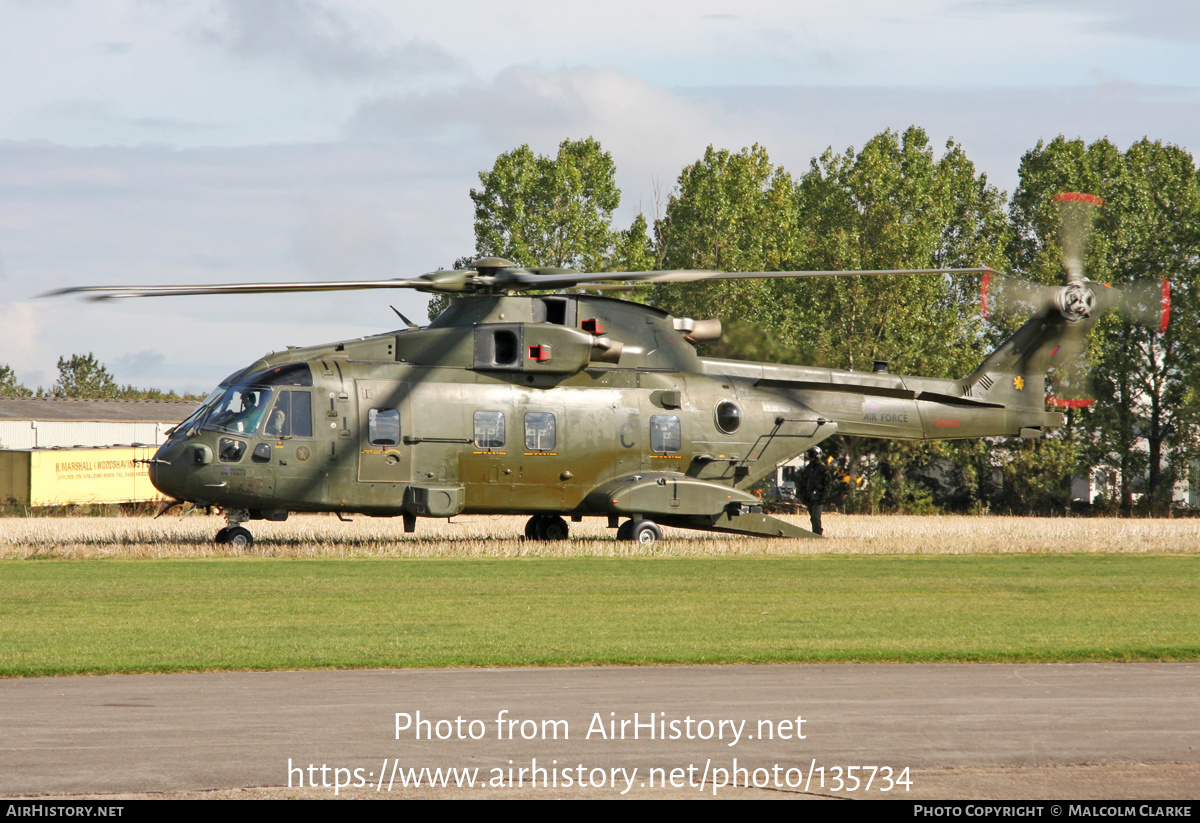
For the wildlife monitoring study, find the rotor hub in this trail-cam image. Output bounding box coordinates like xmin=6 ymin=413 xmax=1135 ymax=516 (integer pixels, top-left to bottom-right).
xmin=1054 ymin=282 xmax=1096 ymax=322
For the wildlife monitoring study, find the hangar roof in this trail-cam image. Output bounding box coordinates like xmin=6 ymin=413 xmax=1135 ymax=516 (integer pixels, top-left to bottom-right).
xmin=0 ymin=397 xmax=199 ymax=424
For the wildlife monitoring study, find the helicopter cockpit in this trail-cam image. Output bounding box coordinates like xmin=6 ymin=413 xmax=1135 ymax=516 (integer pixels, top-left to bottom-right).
xmin=171 ymin=362 xmax=316 ymax=439
xmin=205 ymin=387 xmax=273 ymax=435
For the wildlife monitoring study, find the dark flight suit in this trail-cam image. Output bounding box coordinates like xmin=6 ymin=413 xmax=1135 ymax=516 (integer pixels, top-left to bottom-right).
xmin=798 ymin=458 xmax=831 ymax=536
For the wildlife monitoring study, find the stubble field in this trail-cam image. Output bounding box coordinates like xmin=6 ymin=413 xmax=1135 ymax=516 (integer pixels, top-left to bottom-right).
xmin=3 ymin=512 xmax=1198 ymax=558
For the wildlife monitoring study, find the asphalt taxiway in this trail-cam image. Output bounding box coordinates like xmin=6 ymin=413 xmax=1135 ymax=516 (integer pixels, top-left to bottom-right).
xmin=2 ymin=663 xmax=1196 ymax=799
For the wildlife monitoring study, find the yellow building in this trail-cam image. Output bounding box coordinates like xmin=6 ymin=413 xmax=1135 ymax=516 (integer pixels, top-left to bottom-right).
xmin=0 ymin=446 xmax=165 ymax=506
xmin=0 ymin=398 xmax=197 ymax=506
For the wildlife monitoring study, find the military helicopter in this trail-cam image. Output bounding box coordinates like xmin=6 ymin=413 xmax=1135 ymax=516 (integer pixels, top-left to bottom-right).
xmin=48 ymin=193 xmax=1167 ymax=547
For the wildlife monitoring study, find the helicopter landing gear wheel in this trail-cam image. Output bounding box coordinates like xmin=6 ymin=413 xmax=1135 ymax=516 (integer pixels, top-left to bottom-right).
xmin=616 ymin=520 xmax=634 ymax=541
xmin=540 ymin=515 xmax=569 ymax=541
xmin=214 ymin=525 xmax=253 ymax=547
xmin=524 ymin=515 xmax=569 ymax=541
xmin=630 ymin=520 xmax=661 ymax=545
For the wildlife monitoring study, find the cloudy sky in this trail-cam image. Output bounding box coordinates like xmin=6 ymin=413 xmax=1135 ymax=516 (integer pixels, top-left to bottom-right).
xmin=1 ymin=0 xmax=1198 ymax=393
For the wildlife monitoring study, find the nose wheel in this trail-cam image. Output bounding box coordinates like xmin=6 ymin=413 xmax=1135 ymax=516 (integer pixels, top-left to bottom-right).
xmin=214 ymin=508 xmax=254 ymax=547
xmin=214 ymin=525 xmax=254 ymax=547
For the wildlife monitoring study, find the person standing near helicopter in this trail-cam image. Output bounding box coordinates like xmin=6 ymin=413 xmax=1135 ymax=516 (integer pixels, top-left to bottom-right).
xmin=798 ymin=448 xmax=831 ymax=536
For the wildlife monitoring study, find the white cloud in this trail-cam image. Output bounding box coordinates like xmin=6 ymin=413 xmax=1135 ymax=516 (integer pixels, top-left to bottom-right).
xmin=113 ymin=349 xmax=166 ymax=380
xmin=196 ymin=0 xmax=461 ymax=80
xmin=291 ymin=201 xmax=403 ymax=280
xmin=0 ymin=301 xmax=53 ymax=389
xmin=345 ymin=65 xmax=725 ymax=221
xmin=981 ymin=0 xmax=1200 ymax=43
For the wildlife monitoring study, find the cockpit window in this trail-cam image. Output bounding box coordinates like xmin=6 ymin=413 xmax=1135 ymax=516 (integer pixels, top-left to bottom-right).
xmin=204 ymin=387 xmax=275 ymax=435
xmin=174 ymin=388 xmax=223 ymax=433
xmin=239 ymin=363 xmax=314 ymax=387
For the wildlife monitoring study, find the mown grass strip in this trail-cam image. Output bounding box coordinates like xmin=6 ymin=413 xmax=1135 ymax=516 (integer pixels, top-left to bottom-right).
xmin=1 ymin=554 xmax=1196 ymax=676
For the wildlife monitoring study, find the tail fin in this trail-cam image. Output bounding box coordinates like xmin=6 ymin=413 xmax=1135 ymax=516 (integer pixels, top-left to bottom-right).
xmin=959 ymin=307 xmax=1100 ymax=410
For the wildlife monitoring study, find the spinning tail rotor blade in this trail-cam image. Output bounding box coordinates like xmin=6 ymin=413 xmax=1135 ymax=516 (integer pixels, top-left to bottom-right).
xmin=1044 ymin=329 xmax=1096 ymax=407
xmin=1055 ymin=192 xmax=1104 ymax=284
xmin=1111 ymin=277 xmax=1171 ymax=333
xmin=980 ymin=271 xmax=1058 ymax=322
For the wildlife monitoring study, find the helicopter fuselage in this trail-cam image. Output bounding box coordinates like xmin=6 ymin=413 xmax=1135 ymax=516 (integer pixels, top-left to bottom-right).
xmin=148 ymin=293 xmax=1063 ymax=541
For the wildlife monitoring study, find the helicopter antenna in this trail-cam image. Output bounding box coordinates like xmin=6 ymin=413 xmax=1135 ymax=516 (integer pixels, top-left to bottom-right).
xmin=390 ymin=305 xmax=419 ymax=330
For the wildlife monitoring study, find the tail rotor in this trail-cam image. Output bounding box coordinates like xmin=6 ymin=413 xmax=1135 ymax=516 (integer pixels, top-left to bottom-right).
xmin=979 ymin=192 xmax=1170 ymax=408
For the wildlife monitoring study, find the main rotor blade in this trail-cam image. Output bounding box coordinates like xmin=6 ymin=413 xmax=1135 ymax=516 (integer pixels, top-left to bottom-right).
xmin=44 ymin=264 xmax=1003 ymax=301
xmin=40 ymin=274 xmax=462 ymax=301
xmin=500 ymin=266 xmax=999 ymax=291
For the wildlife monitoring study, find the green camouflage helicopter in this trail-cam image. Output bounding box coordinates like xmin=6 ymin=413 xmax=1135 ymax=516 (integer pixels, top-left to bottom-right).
xmin=49 ymin=193 xmax=1167 ymax=546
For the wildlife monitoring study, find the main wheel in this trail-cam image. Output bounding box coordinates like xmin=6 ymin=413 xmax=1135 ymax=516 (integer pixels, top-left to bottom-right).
xmin=630 ymin=520 xmax=662 ymax=545
xmin=539 ymin=515 xmax=569 ymax=541
xmin=223 ymin=526 xmax=253 ymax=548
xmin=524 ymin=516 xmax=540 ymax=539
xmin=616 ymin=520 xmax=634 ymax=541
xmin=214 ymin=526 xmax=230 ymax=544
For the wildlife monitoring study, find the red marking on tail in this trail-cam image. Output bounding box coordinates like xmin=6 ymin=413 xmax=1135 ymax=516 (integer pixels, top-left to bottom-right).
xmin=981 ymin=271 xmax=990 ymax=320
xmin=1161 ymin=278 xmax=1171 ymax=334
xmin=1054 ymin=192 xmax=1105 ymax=206
xmin=1046 ymin=397 xmax=1096 ymax=408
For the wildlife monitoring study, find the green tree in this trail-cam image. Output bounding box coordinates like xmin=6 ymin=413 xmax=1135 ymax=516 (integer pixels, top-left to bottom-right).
xmin=470 ymin=137 xmax=620 ymax=270
xmin=1010 ymin=136 xmax=1200 ymax=513
xmin=650 ymin=131 xmax=1008 ymax=374
xmin=53 ymin=353 xmax=119 ymax=399
xmin=0 ymin=364 xmax=32 ymax=397
xmin=607 ymin=213 xmax=656 ymax=273
xmin=789 ymin=128 xmax=1011 ymax=513
xmin=990 ymin=437 xmax=1082 ymax=515
xmin=791 ymin=127 xmax=1009 ymax=376
xmin=650 ymin=144 xmax=801 ymax=351
xmin=657 ymin=144 xmax=800 ymax=273
xmin=648 ymin=131 xmax=1010 ymax=511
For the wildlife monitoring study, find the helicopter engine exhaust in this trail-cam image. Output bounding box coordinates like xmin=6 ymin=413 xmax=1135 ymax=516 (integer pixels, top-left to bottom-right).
xmin=672 ymin=317 xmax=722 ymax=344
xmin=590 ymin=336 xmax=624 ymax=364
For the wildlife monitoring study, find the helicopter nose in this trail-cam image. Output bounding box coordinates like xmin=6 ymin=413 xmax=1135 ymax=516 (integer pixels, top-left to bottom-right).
xmin=148 ymin=441 xmax=189 ymax=500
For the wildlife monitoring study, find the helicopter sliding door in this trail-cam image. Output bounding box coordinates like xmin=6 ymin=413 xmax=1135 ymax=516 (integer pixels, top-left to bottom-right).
xmin=503 ymin=386 xmax=568 ymax=512
xmin=458 ymin=383 xmax=515 ymax=511
xmin=357 ymin=380 xmax=412 ymax=492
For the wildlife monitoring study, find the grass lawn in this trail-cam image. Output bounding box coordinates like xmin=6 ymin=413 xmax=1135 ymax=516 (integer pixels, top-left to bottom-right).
xmin=1 ymin=554 xmax=1195 ymax=676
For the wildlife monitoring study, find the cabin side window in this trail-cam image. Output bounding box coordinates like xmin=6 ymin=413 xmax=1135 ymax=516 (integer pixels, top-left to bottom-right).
xmin=524 ymin=412 xmax=556 ymax=451
xmin=650 ymin=414 xmax=681 ymax=453
xmin=474 ymin=410 xmax=505 ymax=449
xmin=368 ymin=408 xmax=401 ymax=446
xmin=715 ymin=400 xmax=742 ymax=434
xmin=263 ymin=390 xmax=313 ymax=438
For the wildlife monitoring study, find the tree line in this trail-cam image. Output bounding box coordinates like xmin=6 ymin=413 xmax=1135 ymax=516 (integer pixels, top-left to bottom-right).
xmin=0 ymin=354 xmax=201 ymax=401
xmin=455 ymin=129 xmax=1200 ymax=515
